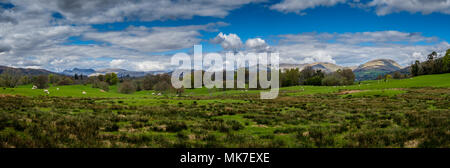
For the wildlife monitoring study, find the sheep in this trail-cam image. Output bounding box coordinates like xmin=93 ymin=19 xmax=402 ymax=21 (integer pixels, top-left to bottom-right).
xmin=157 ymin=93 xmax=162 ymax=96
xmin=32 ymin=85 xmax=37 ymax=89
xmin=56 ymin=88 xmax=60 ymax=91
xmin=82 ymin=91 xmax=87 ymax=95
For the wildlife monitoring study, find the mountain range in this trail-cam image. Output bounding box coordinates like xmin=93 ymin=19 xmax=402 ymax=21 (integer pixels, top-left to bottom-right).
xmin=0 ymin=58 xmax=405 ymax=81
xmin=279 ymin=59 xmax=403 ymax=80
xmin=61 ymin=68 xmax=167 ymax=77
xmin=0 ymin=65 xmax=56 ymax=76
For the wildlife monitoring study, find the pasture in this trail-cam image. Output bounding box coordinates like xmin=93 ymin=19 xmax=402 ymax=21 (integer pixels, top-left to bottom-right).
xmin=0 ymin=73 xmax=449 ymax=148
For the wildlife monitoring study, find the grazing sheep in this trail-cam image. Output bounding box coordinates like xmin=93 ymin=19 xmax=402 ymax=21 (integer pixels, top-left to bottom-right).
xmin=43 ymin=90 xmax=50 ymax=94
xmin=82 ymin=91 xmax=87 ymax=95
xmin=32 ymin=85 xmax=37 ymax=89
xmin=56 ymin=88 xmax=60 ymax=91
xmin=152 ymin=93 xmax=155 ymax=95
xmin=157 ymin=93 xmax=162 ymax=96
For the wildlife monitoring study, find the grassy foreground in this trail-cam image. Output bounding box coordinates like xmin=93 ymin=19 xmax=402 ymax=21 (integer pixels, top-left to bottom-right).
xmin=0 ymin=74 xmax=449 ymax=148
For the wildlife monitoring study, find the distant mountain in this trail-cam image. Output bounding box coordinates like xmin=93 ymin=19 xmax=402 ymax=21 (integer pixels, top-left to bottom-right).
xmin=62 ymin=68 xmax=96 ymax=76
xmin=61 ymin=68 xmax=168 ymax=77
xmin=0 ymin=65 xmax=56 ymax=76
xmin=96 ymin=68 xmax=147 ymax=77
xmin=280 ymin=62 xmax=344 ymax=73
xmin=353 ymin=59 xmax=402 ymax=81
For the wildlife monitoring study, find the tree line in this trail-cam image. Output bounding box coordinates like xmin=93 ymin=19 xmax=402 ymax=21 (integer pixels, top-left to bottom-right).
xmin=411 ymin=49 xmax=450 ymax=76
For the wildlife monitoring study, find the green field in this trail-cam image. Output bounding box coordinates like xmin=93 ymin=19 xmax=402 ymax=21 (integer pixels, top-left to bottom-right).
xmin=0 ymin=74 xmax=449 ymax=148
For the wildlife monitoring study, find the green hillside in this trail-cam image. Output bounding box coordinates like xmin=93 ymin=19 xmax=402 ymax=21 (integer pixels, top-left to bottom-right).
xmin=1 ymin=73 xmax=449 ymax=98
xmin=0 ymin=73 xmax=449 ymax=148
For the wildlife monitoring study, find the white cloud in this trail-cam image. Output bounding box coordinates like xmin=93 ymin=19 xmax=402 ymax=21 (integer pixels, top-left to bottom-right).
xmin=6 ymin=0 xmax=264 ymax=24
xmin=270 ymin=0 xmax=347 ymax=14
xmin=211 ymin=32 xmax=243 ymax=51
xmin=275 ymin=31 xmax=449 ymax=66
xmin=110 ymin=59 xmax=170 ymax=71
xmin=368 ymin=0 xmax=450 ymax=15
xmin=245 ymin=38 xmax=271 ymax=52
xmin=269 ymin=0 xmax=450 ymax=16
xmin=84 ymin=23 xmax=226 ymax=53
xmin=0 ymin=1 xmax=229 ymax=71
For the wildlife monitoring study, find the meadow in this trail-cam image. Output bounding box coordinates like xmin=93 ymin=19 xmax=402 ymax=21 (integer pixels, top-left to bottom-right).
xmin=0 ymin=73 xmax=449 ymax=148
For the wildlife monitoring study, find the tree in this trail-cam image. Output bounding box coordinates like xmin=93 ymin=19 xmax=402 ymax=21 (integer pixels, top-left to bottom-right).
xmin=280 ymin=68 xmax=301 ymax=87
xmin=92 ymin=80 xmax=110 ymax=91
xmin=57 ymin=77 xmax=74 ymax=85
xmin=428 ymin=51 xmax=437 ymax=61
xmin=299 ymin=67 xmax=324 ymax=86
xmin=154 ymin=81 xmax=172 ymax=92
xmin=34 ymin=75 xmax=49 ymax=89
xmin=376 ymin=74 xmax=384 ymax=80
xmin=105 ymin=73 xmax=119 ymax=85
xmin=0 ymin=69 xmax=21 ymax=88
xmin=143 ymin=75 xmax=157 ymax=90
xmin=384 ymin=74 xmax=392 ymax=82
xmin=97 ymin=74 xmax=105 ymax=81
xmin=411 ymin=60 xmax=420 ymax=76
xmin=393 ymin=71 xmax=402 ymax=79
xmin=337 ymin=69 xmax=355 ymax=85
xmin=443 ymin=49 xmax=450 ymax=73
xmin=322 ymin=73 xmax=344 ymax=86
xmin=118 ymin=81 xmax=136 ymax=94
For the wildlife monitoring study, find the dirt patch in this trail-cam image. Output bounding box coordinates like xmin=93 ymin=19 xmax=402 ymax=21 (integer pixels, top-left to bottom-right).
xmin=0 ymin=94 xmax=17 ymax=98
xmin=338 ymin=90 xmax=364 ymax=94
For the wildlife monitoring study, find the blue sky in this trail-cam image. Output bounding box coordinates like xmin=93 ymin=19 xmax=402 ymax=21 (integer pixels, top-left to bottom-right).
xmin=1 ymin=0 xmax=450 ymax=71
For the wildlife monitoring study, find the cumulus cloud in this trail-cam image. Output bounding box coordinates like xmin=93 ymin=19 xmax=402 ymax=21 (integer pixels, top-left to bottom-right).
xmin=275 ymin=31 xmax=449 ymax=66
xmin=211 ymin=32 xmax=244 ymax=51
xmin=270 ymin=0 xmax=347 ymax=14
xmin=270 ymin=0 xmax=450 ymax=16
xmin=5 ymin=0 xmax=264 ymax=24
xmin=110 ymin=59 xmax=171 ymax=71
xmin=245 ymin=38 xmax=272 ymax=52
xmin=368 ymin=0 xmax=450 ymax=15
xmin=84 ymin=22 xmax=226 ymax=53
xmin=0 ymin=1 xmax=233 ymax=71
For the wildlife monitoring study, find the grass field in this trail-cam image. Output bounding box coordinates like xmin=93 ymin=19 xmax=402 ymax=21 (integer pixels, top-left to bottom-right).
xmin=0 ymin=73 xmax=449 ymax=148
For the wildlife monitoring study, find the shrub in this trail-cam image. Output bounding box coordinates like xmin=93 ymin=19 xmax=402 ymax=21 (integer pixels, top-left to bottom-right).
xmin=92 ymin=80 xmax=110 ymax=91
xmin=105 ymin=73 xmax=119 ymax=85
xmin=153 ymin=81 xmax=172 ymax=92
xmin=322 ymin=73 xmax=344 ymax=86
xmin=57 ymin=77 xmax=74 ymax=85
xmin=118 ymin=81 xmax=136 ymax=94
xmin=0 ymin=69 xmax=21 ymax=88
xmin=34 ymin=75 xmax=49 ymax=89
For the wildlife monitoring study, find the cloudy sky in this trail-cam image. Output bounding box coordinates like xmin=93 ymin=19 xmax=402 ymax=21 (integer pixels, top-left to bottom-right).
xmin=0 ymin=0 xmax=449 ymax=72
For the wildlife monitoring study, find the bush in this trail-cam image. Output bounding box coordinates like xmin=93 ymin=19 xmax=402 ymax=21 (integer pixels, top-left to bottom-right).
xmin=153 ymin=81 xmax=172 ymax=92
xmin=57 ymin=77 xmax=74 ymax=85
xmin=0 ymin=69 xmax=21 ymax=88
xmin=118 ymin=81 xmax=136 ymax=94
xmin=105 ymin=73 xmax=119 ymax=85
xmin=33 ymin=75 xmax=49 ymax=89
xmin=322 ymin=73 xmax=344 ymax=86
xmin=92 ymin=80 xmax=109 ymax=91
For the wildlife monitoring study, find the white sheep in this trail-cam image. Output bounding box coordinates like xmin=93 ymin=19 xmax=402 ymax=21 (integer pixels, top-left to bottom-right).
xmin=157 ymin=93 xmax=162 ymax=96
xmin=82 ymin=91 xmax=87 ymax=95
xmin=56 ymin=88 xmax=60 ymax=91
xmin=32 ymin=85 xmax=37 ymax=89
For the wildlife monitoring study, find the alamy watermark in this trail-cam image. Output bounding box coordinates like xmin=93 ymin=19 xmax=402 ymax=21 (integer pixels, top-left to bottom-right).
xmin=171 ymin=45 xmax=279 ymax=99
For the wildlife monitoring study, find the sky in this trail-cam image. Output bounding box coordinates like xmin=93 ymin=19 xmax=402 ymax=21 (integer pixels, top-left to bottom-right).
xmin=0 ymin=0 xmax=450 ymax=72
